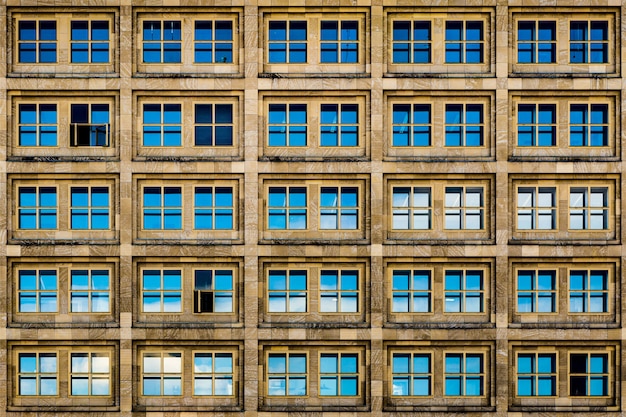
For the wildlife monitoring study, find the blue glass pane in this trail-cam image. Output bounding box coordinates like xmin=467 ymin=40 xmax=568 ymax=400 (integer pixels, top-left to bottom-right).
xmin=320 ymin=21 xmax=338 ymax=41
xmin=446 ymin=22 xmax=462 ymax=41
xmin=143 ymin=188 xmax=161 ymax=207
xmin=289 ymin=188 xmax=306 ymax=206
xmin=19 ymin=21 xmax=37 ymax=40
xmin=91 ymin=104 xmax=110 ymax=124
xmin=393 ymin=43 xmax=410 ymax=63
xmin=40 ymin=21 xmax=56 ymax=40
xmin=92 ymin=21 xmax=109 ymax=40
xmin=445 ymin=271 xmax=462 ymax=290
xmin=569 ymin=271 xmax=585 ymax=290
xmin=518 ymin=21 xmax=534 ymax=41
xmin=269 ymin=21 xmax=287 ymax=41
xmin=71 ymin=21 xmax=89 ymax=41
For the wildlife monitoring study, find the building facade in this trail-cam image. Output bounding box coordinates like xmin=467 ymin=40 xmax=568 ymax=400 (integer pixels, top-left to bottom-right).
xmin=0 ymin=0 xmax=623 ymax=416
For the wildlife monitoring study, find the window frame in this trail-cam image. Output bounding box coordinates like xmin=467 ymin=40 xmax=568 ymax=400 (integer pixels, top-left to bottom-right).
xmin=10 ymin=344 xmax=117 ymax=409
xmin=386 ymin=261 xmax=493 ymax=326
xmin=135 ymin=176 xmax=242 ymax=243
xmin=10 ymin=94 xmax=118 ymax=160
xmin=385 ymin=176 xmax=494 ymax=243
xmin=260 ymin=93 xmax=368 ymax=160
xmin=510 ymin=176 xmax=618 ymax=243
xmin=509 ymin=259 xmax=618 ymax=326
xmin=510 ymin=344 xmax=618 ymax=410
xmin=261 ymin=176 xmax=369 ymax=242
xmin=10 ymin=176 xmax=118 ymax=242
xmin=261 ymin=9 xmax=368 ymax=75
xmin=135 ymin=10 xmax=241 ymax=75
xmin=386 ymin=10 xmax=493 ymax=76
xmin=510 ymin=10 xmax=618 ymax=76
xmin=385 ymin=92 xmax=494 ymax=161
xmin=260 ymin=260 xmax=367 ymax=326
xmin=134 ymin=260 xmax=241 ymax=326
xmin=509 ymin=93 xmax=618 ymax=160
xmin=385 ymin=343 xmax=493 ymax=409
xmin=10 ymin=11 xmax=117 ymax=75
xmin=9 ymin=259 xmax=117 ymax=326
xmin=261 ymin=344 xmax=367 ymax=410
xmin=135 ymin=94 xmax=242 ymax=160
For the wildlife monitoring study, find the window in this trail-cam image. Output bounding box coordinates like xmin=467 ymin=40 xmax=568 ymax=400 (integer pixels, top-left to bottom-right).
xmin=142 ymin=20 xmax=181 ymax=63
xmin=320 ymin=187 xmax=358 ymax=229
xmin=386 ymin=95 xmax=493 ymax=160
xmin=391 ymin=104 xmax=431 ymax=147
xmin=12 ymin=96 xmax=117 ymax=157
xmin=17 ymin=352 xmax=57 ymax=396
xmin=569 ymin=187 xmax=608 ymax=230
xmin=142 ymin=352 xmax=182 ymax=396
xmin=569 ymin=270 xmax=608 ymax=313
xmin=387 ymin=177 xmax=492 ymax=241
xmin=137 ymin=179 xmax=240 ymax=242
xmin=136 ymin=96 xmax=240 ymax=158
xmin=387 ymin=13 xmax=491 ymax=74
xmin=320 ymin=21 xmax=358 ymax=63
xmin=11 ymin=13 xmax=115 ymax=75
xmin=268 ymin=104 xmax=307 ymax=146
xmin=193 ymin=352 xmax=234 ymax=396
xmin=267 ymin=187 xmax=307 ymax=230
xmin=516 ymin=353 xmax=556 ymax=396
xmin=517 ymin=104 xmax=556 ymax=147
xmin=319 ymin=270 xmax=358 ymax=313
xmin=11 ymin=345 xmax=116 ymax=408
xmin=194 ymin=20 xmax=233 ymax=63
xmin=12 ymin=178 xmax=116 ymax=241
xmin=570 ymin=353 xmax=608 ymax=396
xmin=70 ymin=20 xmax=109 ymax=63
xmin=70 ymin=352 xmax=110 ymax=396
xmin=70 ymin=269 xmax=110 ymax=313
xmin=570 ymin=104 xmax=608 ymax=147
xmin=70 ymin=103 xmax=110 ymax=147
xmin=516 ymin=270 xmax=556 ymax=313
xmin=445 ymin=104 xmax=483 ymax=147
xmin=267 ymin=270 xmax=307 ymax=312
xmin=11 ymin=261 xmax=116 ymax=325
xmin=320 ymin=104 xmax=358 ymax=146
xmin=142 ymin=187 xmax=182 ymax=230
xmin=445 ymin=21 xmax=483 ymax=63
xmin=512 ymin=178 xmax=617 ymax=241
xmin=17 ymin=20 xmax=56 ymax=63
xmin=511 ymin=13 xmax=616 ymax=75
xmin=267 ymin=352 xmax=307 ymax=396
xmin=194 ymin=104 xmax=233 ymax=146
xmin=392 ymin=187 xmax=432 ymax=230
xmin=194 ymin=269 xmax=234 ymax=313
xmin=142 ymin=104 xmax=182 ymax=147
xmin=444 ymin=187 xmax=484 ymax=230
xmin=387 ymin=345 xmax=492 ymax=407
xmin=387 ymin=262 xmax=492 ymax=326
xmin=392 ymin=21 xmax=431 ymax=64
xmin=319 ymin=353 xmax=359 ymax=396
xmin=570 ymin=21 xmax=608 ymax=63
xmin=17 ymin=270 xmax=57 ymax=313
xmin=444 ymin=270 xmax=483 ymax=313
xmin=263 ymin=178 xmax=367 ymax=240
xmin=391 ymin=270 xmax=431 ymax=313
xmin=263 ymin=12 xmax=366 ymax=73
xmin=511 ymin=95 xmax=616 ymax=158
xmin=136 ymin=13 xmax=239 ymax=74
xmin=268 ymin=21 xmax=307 ymax=63
xmin=136 ymin=261 xmax=239 ymax=325
xmin=137 ymin=346 xmax=240 ymax=408
xmin=194 ymin=187 xmax=234 ymax=230
xmin=511 ymin=345 xmax=616 ymax=408
xmin=18 ymin=104 xmax=57 ymax=147
xmin=141 ymin=270 xmax=182 ymax=313
xmin=261 ymin=261 xmax=365 ymax=325
xmin=517 ymin=21 xmax=556 ymax=63
xmin=262 ymin=96 xmax=366 ymax=158
xmin=444 ymin=353 xmax=484 ymax=396
xmin=391 ymin=352 xmax=431 ymax=396
xmin=18 ymin=187 xmax=57 ymax=230
xmin=70 ymin=187 xmax=109 ymax=230
xmin=516 ymin=187 xmax=556 ymax=230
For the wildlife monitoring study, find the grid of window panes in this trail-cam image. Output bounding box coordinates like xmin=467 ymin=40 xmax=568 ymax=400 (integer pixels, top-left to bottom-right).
xmin=18 ymin=20 xmax=57 ymax=63
xmin=319 ymin=270 xmax=358 ymax=313
xmin=193 ymin=270 xmax=234 ymax=313
xmin=18 ymin=353 xmax=58 ymax=396
xmin=319 ymin=353 xmax=359 ymax=396
xmin=141 ymin=270 xmax=182 ymax=313
xmin=516 ymin=270 xmax=556 ymax=313
xmin=267 ymin=270 xmax=307 ymax=312
xmin=70 ymin=21 xmax=110 ymax=63
xmin=18 ymin=270 xmax=57 ymax=313
xmin=569 ymin=270 xmax=608 ymax=313
xmin=392 ymin=21 xmax=431 ymax=64
xmin=391 ymin=352 xmax=431 ymax=396
xmin=70 ymin=352 xmax=110 ymax=396
xmin=194 ymin=20 xmax=233 ymax=63
xmin=517 ymin=353 xmax=556 ymax=396
xmin=444 ymin=270 xmax=484 ymax=313
xmin=391 ymin=270 xmax=431 ymax=313
xmin=267 ymin=353 xmax=307 ymax=396
xmin=70 ymin=270 xmax=110 ymax=313
xmin=444 ymin=353 xmax=483 ymax=396
xmin=517 ymin=21 xmax=556 ymax=63
xmin=193 ymin=352 xmax=234 ymax=396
